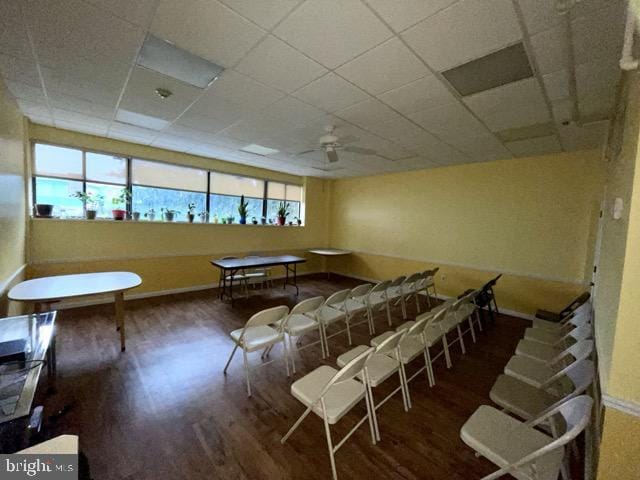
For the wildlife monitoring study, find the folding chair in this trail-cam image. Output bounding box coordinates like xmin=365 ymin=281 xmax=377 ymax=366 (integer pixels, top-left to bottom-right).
xmin=364 ymin=280 xmax=392 ymax=334
xmin=281 ymin=347 xmax=375 ymax=480
xmin=223 ymin=305 xmax=290 ymax=396
xmin=401 ymin=273 xmax=423 ymax=315
xmin=531 ymin=302 xmax=591 ymax=331
xmin=524 ymin=311 xmax=591 ymax=345
xmin=217 ymin=256 xmax=250 ymax=298
xmin=279 ymin=296 xmax=325 ymax=373
xmin=305 ymin=289 xmax=351 ymax=356
xmin=460 ymin=395 xmax=593 ymax=480
xmin=386 ymin=275 xmax=407 ymax=318
xmin=516 ymin=323 xmax=592 ymax=363
xmin=338 ymin=284 xmax=373 ymax=334
xmin=535 ymin=292 xmax=590 ymax=323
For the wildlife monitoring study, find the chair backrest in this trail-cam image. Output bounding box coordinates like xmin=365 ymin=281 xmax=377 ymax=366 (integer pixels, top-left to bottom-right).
xmin=369 ymin=280 xmax=391 ymax=295
xmin=324 ymin=347 xmax=374 ymax=390
xmin=560 ymin=292 xmax=591 ymax=317
xmin=325 ymin=289 xmax=351 ymax=306
xmin=406 ymin=314 xmax=431 ymax=338
xmin=389 ymin=275 xmax=406 ymax=288
xmin=564 ymin=359 xmax=595 ymax=397
xmin=431 ymin=267 xmax=440 ymax=276
xmin=547 ymin=340 xmax=594 ymax=383
xmin=290 ymin=296 xmax=324 ymax=315
xmin=245 ymin=305 xmax=289 ymax=332
xmin=566 ymin=323 xmax=593 ymax=342
xmin=374 ymin=329 xmax=406 ymax=356
xmin=350 ymin=283 xmax=372 ymax=298
xmin=404 ymin=272 xmax=422 ymax=284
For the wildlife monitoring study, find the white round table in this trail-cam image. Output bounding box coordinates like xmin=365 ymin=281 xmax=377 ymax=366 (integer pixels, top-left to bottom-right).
xmin=9 ymin=272 xmax=142 ymax=352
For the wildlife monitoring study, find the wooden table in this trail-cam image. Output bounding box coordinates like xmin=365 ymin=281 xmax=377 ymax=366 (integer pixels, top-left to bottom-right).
xmin=8 ymin=272 xmax=141 ymax=352
xmin=211 ymin=255 xmax=306 ymax=304
xmin=308 ymin=248 xmax=352 ymax=278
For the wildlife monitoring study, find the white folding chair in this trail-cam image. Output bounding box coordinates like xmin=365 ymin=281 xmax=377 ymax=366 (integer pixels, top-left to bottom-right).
xmin=364 ymin=280 xmax=392 ymax=334
xmin=531 ymin=302 xmax=591 ymax=331
xmin=460 ymin=395 xmax=593 ymax=480
xmin=524 ymin=312 xmax=591 ymax=345
xmin=223 ymin=305 xmax=290 ymax=396
xmin=217 ymin=255 xmax=250 ymax=298
xmin=281 ymin=347 xmax=375 ymax=480
xmin=490 ymin=359 xmax=595 ymax=423
xmin=338 ymin=284 xmax=373 ymax=334
xmin=422 ymin=267 xmax=439 ymax=305
xmin=504 ymin=339 xmax=594 ymax=389
xmin=400 ymin=273 xmax=423 ymax=315
xmin=242 ymin=255 xmax=269 ymax=289
xmin=280 ymin=296 xmax=325 ymax=373
xmin=305 ymin=289 xmax=351 ymax=356
xmin=337 ymin=330 xmax=409 ymax=442
xmin=386 ymin=275 xmax=407 ymax=318
xmin=516 ymin=323 xmax=592 ymax=363
xmin=438 ymin=294 xmax=472 ymax=366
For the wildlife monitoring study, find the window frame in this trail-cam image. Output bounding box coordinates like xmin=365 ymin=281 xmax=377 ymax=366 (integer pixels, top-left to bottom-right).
xmin=30 ymin=141 xmax=304 ymax=225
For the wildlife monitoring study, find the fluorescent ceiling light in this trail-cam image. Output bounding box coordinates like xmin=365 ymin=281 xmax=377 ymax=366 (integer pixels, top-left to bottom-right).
xmin=240 ymin=144 xmax=280 ymax=155
xmin=115 ymin=109 xmax=171 ymax=130
xmin=137 ymin=35 xmax=224 ymax=88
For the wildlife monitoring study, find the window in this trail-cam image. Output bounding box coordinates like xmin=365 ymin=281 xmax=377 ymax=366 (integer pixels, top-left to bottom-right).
xmin=210 ymin=172 xmax=264 ymax=223
xmin=131 ymin=159 xmax=207 ymax=221
xmin=266 ymin=182 xmax=303 ymax=223
xmin=31 ymin=142 xmax=305 ymax=224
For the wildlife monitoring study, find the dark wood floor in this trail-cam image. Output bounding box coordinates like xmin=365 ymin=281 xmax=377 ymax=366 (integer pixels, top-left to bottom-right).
xmin=36 ymin=274 xmax=530 ymax=479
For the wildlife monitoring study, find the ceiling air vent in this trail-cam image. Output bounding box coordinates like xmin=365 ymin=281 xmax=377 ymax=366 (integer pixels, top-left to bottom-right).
xmin=442 ymin=43 xmax=533 ymax=97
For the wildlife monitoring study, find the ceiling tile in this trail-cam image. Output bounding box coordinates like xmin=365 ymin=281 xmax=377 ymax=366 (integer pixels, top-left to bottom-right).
xmin=542 ymin=69 xmax=570 ymax=101
xmin=119 ymin=66 xmax=202 ymax=121
xmin=273 ymin=0 xmax=393 ymax=69
xmin=551 ymin=98 xmax=574 ymax=124
xmin=4 ymin=80 xmax=46 ymax=103
xmin=52 ymin=109 xmax=111 ymax=135
xmin=378 ymin=75 xmax=457 ymax=116
xmin=0 ymin=54 xmax=42 ymax=87
xmin=235 ymin=35 xmax=327 ymax=93
xmin=55 ymin=120 xmax=109 ymax=137
xmin=220 ymin=115 xmax=291 ymax=142
xmin=558 ymin=120 xmax=608 ymax=150
xmin=516 ymin=0 xmax=562 ymax=35
xmin=506 ymin=135 xmax=562 ymax=157
xmin=363 ymin=116 xmax=425 ymax=144
xmin=151 ymin=0 xmax=265 ymax=68
xmin=27 ymin=0 xmax=145 ymax=68
xmin=0 ymin=1 xmax=33 ymax=59
xmin=571 ymin=0 xmax=626 ymax=65
xmin=409 ymin=101 xmax=490 ymax=143
xmin=292 ymin=73 xmax=370 ymax=113
xmin=336 ymin=38 xmax=429 ymax=95
xmin=263 ymin=96 xmax=326 ymax=125
xmin=219 ymin=0 xmax=302 ymax=30
xmin=448 ymin=133 xmax=512 ymax=162
xmin=48 ymin=92 xmax=116 ymax=120
xmin=402 ymin=0 xmax=521 ymax=71
xmin=576 ymin=59 xmax=621 ymax=103
xmin=335 ymin=98 xmax=404 ymax=128
xmin=463 ymin=78 xmax=550 ymax=131
xmin=16 ymin=99 xmax=51 ymax=119
xmin=365 ymin=0 xmax=458 ymax=32
xmin=84 ymin=0 xmax=158 ymax=28
xmin=529 ymin=26 xmax=567 ymax=75
xmin=175 ymin=112 xmax=238 ymax=135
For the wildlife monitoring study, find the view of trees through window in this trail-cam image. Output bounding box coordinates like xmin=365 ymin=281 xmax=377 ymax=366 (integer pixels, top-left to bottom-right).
xmin=32 ymin=143 xmax=304 ymax=224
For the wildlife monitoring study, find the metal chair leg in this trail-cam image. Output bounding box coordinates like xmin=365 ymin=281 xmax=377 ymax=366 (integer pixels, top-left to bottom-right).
xmin=223 ymin=344 xmax=239 ymax=374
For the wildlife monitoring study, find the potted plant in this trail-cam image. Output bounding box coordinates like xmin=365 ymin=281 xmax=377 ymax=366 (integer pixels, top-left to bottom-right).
xmin=132 ymin=211 xmax=141 ymax=221
xmin=227 ymin=215 xmax=234 ymax=224
xmin=187 ymin=202 xmax=196 ymax=223
xmin=251 ymin=216 xmax=258 ymax=225
xmin=276 ymin=201 xmax=290 ymax=226
xmin=199 ymin=211 xmax=209 ymax=223
xmin=111 ymin=188 xmax=129 ymax=221
xmin=261 ymin=216 xmax=266 ymax=225
xmin=212 ymin=213 xmax=219 ymax=224
xmin=70 ymin=191 xmax=103 ymax=219
xmin=161 ymin=208 xmax=179 ymax=222
xmin=238 ymin=195 xmax=249 ymax=224
xmin=144 ymin=208 xmax=156 ymax=221
xmin=294 ymin=216 xmax=302 ymax=226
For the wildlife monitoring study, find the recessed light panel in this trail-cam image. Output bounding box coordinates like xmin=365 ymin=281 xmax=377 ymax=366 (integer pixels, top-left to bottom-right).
xmin=137 ymin=35 xmax=225 ymax=88
xmin=115 ymin=109 xmax=171 ymax=130
xmin=240 ymin=144 xmax=280 ymax=155
xmin=442 ymin=43 xmax=533 ymax=97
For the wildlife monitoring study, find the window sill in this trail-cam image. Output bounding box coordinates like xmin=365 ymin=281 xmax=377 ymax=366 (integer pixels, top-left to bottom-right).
xmin=30 ymin=217 xmax=305 ymax=227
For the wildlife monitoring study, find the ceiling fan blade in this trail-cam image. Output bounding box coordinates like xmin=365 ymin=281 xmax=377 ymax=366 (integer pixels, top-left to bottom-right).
xmin=344 ymin=146 xmax=377 ymax=155
xmin=326 ymin=149 xmax=339 ymax=163
xmin=295 ymin=149 xmax=317 ymax=156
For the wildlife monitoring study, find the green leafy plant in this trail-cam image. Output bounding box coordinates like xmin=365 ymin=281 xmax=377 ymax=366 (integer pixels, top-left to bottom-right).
xmin=70 ymin=191 xmax=103 ymax=209
xmin=187 ymin=202 xmax=196 ymax=214
xmin=277 ymin=201 xmax=290 ymax=219
xmin=161 ymin=208 xmax=180 ymax=215
xmin=111 ymin=188 xmax=130 ymax=209
xmin=144 ymin=208 xmax=156 ymax=218
xmin=237 ymin=195 xmax=249 ymax=219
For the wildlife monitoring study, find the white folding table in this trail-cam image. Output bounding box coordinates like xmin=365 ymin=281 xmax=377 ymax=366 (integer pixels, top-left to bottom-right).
xmin=308 ymin=248 xmax=352 ymax=279
xmin=9 ymin=272 xmax=142 ymax=352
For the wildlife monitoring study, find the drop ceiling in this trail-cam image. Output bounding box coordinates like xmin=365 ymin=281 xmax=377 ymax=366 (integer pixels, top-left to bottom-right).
xmin=0 ymin=0 xmax=627 ymax=178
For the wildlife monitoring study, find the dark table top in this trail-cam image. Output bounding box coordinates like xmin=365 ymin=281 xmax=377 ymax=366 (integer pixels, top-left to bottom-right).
xmin=210 ymin=255 xmax=306 ymax=270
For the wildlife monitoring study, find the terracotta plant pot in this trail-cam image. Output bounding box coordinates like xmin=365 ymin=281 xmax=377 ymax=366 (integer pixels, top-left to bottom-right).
xmin=112 ymin=209 xmax=126 ymax=221
xmin=86 ymin=210 xmax=97 ymax=220
xmin=277 ymin=216 xmax=286 ymax=225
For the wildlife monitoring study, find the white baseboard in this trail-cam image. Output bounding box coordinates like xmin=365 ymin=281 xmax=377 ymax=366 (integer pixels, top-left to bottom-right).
xmin=331 ymin=270 xmax=535 ymax=321
xmin=49 ymin=271 xmax=321 ymax=310
xmin=603 ymin=394 xmax=640 ymax=418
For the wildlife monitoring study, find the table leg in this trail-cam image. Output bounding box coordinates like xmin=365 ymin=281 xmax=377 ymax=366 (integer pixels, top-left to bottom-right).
xmin=293 ymin=263 xmax=299 ymax=296
xmin=115 ymin=292 xmax=126 ymax=352
xmin=284 ymin=263 xmax=289 ymax=290
xmin=230 ymin=270 xmax=234 ymax=306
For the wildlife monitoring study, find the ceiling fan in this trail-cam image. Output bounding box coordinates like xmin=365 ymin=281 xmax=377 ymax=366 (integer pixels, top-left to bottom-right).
xmin=295 ymin=125 xmax=378 ymax=163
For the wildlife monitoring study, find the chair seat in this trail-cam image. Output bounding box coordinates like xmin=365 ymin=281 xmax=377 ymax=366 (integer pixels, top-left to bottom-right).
xmin=286 ymin=313 xmax=319 ymax=336
xmin=291 ymin=365 xmax=366 ymax=424
xmin=440 ymin=314 xmax=459 ymax=333
xmin=423 ymin=324 xmax=444 ymax=347
xmin=371 ymin=331 xmax=423 ymax=364
xmin=337 ymin=346 xmax=399 ymax=387
xmin=516 ymin=339 xmax=564 ymax=363
xmin=432 ymin=298 xmax=455 ymax=313
xmin=460 ymin=405 xmax=564 ymax=480
xmin=504 ymin=355 xmax=558 ymax=388
xmin=371 ymin=331 xmax=394 ymax=346
xmin=386 ymin=286 xmax=402 ymax=299
xmin=395 ymin=320 xmax=415 ymax=331
xmin=341 ymin=298 xmax=367 ymax=315
xmin=490 ymin=374 xmax=561 ymax=420
xmin=230 ymin=325 xmax=282 ymax=352
xmin=368 ymin=291 xmax=387 ymax=307
xmin=456 ymin=304 xmax=475 ymax=320
xmin=532 ymin=318 xmax=566 ymax=331
xmin=524 ymin=327 xmax=567 ymax=345
xmin=310 ymin=305 xmax=346 ymax=326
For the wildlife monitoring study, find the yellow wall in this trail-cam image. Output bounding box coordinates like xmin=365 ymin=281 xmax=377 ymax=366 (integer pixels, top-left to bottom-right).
xmin=597 ymin=408 xmax=640 ymax=479
xmin=328 ymin=151 xmax=604 ymax=315
xmin=27 ymin=125 xmax=331 ymax=301
xmin=0 ymin=80 xmax=27 ymax=316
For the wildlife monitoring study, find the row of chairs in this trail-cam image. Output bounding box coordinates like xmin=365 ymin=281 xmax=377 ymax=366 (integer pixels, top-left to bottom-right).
xmin=281 ymin=289 xmax=488 ymax=480
xmin=223 ymin=270 xmax=441 ymax=396
xmin=460 ymin=301 xmax=595 ymax=480
xmin=217 ymin=255 xmax=275 ymax=299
